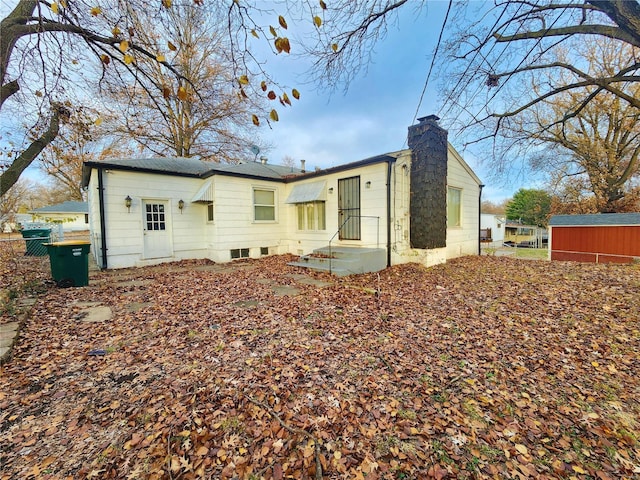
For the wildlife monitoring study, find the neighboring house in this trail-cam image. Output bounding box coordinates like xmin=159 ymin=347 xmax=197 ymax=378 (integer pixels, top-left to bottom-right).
xmin=82 ymin=116 xmax=482 ymax=274
xmin=28 ymin=201 xmax=89 ymax=232
xmin=549 ymin=213 xmax=640 ymax=264
xmin=480 ymin=214 xmax=505 ymax=246
xmin=504 ymin=221 xmax=547 ymax=248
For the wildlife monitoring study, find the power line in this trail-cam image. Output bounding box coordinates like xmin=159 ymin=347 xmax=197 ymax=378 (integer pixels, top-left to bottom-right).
xmin=436 ymin=1 xmax=515 ymax=119
xmin=454 ymin=2 xmax=572 ymax=141
xmin=409 ymin=0 xmax=453 ymax=126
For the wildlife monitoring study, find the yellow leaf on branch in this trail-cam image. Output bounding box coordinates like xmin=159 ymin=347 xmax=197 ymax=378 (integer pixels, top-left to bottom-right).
xmin=269 ymin=109 xmax=279 ymax=122
xmin=252 ymin=114 xmax=260 ymax=126
xmin=320 ymin=0 xmax=327 ymax=9
xmin=90 ymin=6 xmax=101 ymax=16
xmin=275 ymin=37 xmax=291 ymax=54
xmin=168 ymin=41 xmax=177 ymax=51
xmin=238 ymin=75 xmax=249 ymax=85
xmin=251 ymin=29 xmax=259 ymax=38
xmin=313 ymin=16 xmax=322 ymax=28
xmin=278 ymin=15 xmax=288 ymax=29
xmin=292 ymin=88 xmax=300 ymax=100
xmin=156 ymin=54 xmax=166 ymax=62
xmin=123 ymin=54 xmax=134 ymax=65
xmin=51 ymin=3 xmax=59 ymax=14
xmin=119 ymin=40 xmax=129 ymax=52
xmin=177 ymin=86 xmax=187 ymax=100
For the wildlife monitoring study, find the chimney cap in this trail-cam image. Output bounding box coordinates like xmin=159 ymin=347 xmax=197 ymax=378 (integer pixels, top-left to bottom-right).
xmin=417 ymin=114 xmax=440 ymax=124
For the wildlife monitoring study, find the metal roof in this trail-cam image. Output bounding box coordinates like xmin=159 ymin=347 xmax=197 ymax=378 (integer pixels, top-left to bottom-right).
xmin=82 ymin=154 xmax=397 ymax=187
xmin=30 ymin=201 xmax=88 ymax=214
xmin=212 ymin=162 xmax=300 ymax=179
xmin=85 ymin=157 xmax=216 ymax=177
xmin=549 ymin=213 xmax=640 ymax=226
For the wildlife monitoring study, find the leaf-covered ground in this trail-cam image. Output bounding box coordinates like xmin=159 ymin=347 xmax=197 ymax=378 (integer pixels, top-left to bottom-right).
xmin=1 ymin=255 xmax=639 ymax=479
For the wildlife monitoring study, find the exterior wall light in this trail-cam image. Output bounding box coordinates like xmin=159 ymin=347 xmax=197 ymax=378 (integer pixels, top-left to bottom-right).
xmin=178 ymin=199 xmax=185 ymax=212
xmin=125 ymin=195 xmax=132 ymax=212
xmin=328 ymin=187 xmax=334 ymax=194
xmin=365 ymin=181 xmax=371 ymax=189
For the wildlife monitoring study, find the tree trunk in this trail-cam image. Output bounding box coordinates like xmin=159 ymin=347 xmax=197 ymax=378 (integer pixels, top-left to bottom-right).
xmin=0 ymin=106 xmax=63 ymax=196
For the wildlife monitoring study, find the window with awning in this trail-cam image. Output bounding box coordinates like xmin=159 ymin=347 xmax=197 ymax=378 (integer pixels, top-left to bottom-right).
xmin=285 ymin=181 xmax=327 ymax=204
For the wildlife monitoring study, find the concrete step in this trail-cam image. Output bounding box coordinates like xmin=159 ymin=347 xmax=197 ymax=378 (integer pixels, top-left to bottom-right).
xmin=288 ymin=261 xmax=351 ymax=277
xmin=289 ymin=246 xmax=386 ymax=276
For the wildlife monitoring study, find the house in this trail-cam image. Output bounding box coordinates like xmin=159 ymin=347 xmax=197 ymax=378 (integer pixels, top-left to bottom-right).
xmin=81 ymin=116 xmax=482 ymax=274
xmin=504 ymin=221 xmax=547 ymax=248
xmin=480 ymin=213 xmax=505 ymax=246
xmin=549 ymin=213 xmax=640 ymax=264
xmin=28 ymin=201 xmax=89 ymax=232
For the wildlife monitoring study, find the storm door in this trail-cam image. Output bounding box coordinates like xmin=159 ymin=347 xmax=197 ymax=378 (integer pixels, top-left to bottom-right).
xmin=338 ymin=176 xmax=361 ymax=240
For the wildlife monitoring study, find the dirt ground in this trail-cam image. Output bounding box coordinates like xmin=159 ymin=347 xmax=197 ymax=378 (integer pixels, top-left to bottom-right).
xmin=1 ymin=254 xmax=639 ymax=479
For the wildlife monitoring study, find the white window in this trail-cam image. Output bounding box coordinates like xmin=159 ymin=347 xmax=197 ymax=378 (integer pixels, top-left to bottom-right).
xmin=254 ymin=188 xmax=275 ymax=221
xmin=207 ymin=202 xmax=214 ymax=222
xmin=297 ymin=201 xmax=326 ymax=231
xmin=447 ymin=187 xmax=461 ymax=227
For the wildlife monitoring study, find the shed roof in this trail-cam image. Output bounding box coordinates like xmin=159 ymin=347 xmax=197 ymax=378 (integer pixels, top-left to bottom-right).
xmin=549 ymin=213 xmax=640 ymax=226
xmin=30 ymin=201 xmax=88 ymax=214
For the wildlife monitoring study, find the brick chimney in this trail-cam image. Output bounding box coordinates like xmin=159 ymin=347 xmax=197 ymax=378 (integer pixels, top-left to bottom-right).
xmin=407 ymin=115 xmax=448 ymax=249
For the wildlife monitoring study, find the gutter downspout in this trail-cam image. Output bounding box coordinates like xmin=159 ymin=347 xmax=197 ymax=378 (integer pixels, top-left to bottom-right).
xmin=386 ymin=159 xmax=393 ymax=267
xmin=97 ymin=168 xmax=108 ymax=269
xmin=478 ymin=184 xmax=485 ymax=255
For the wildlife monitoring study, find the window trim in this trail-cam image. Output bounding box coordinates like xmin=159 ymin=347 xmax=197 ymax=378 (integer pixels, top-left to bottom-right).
xmin=447 ymin=186 xmax=462 ymax=228
xmin=253 ymin=187 xmax=277 ymax=223
xmin=206 ymin=202 xmax=214 ymax=223
xmin=296 ymin=200 xmax=326 ymax=231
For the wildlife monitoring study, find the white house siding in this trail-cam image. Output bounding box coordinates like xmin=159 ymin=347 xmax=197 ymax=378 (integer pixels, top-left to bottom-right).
xmin=445 ymin=145 xmax=481 ymax=259
xmin=389 ymin=147 xmax=480 ymax=267
xmin=387 ymin=151 xmax=445 ymax=268
xmin=208 ymin=176 xmax=288 ymax=262
xmin=90 ymin=170 xmax=210 ymax=268
xmin=87 ymin=174 xmax=103 ymax=266
xmin=86 ymin=143 xmax=480 ymax=270
xmin=285 ymin=163 xmax=390 ymax=256
xmin=480 ymin=214 xmax=505 ymax=246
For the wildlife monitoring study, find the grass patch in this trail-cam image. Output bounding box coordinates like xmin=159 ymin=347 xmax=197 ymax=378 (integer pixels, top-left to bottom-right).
xmin=514 ymin=248 xmax=548 ymax=260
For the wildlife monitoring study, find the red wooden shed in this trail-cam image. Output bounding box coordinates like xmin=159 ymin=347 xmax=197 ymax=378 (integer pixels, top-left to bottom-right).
xmin=549 ymin=213 xmax=640 ymax=264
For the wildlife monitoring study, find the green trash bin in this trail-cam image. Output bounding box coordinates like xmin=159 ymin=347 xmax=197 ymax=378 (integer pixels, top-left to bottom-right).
xmin=21 ymin=228 xmax=51 ymax=256
xmin=45 ymin=240 xmax=91 ymax=287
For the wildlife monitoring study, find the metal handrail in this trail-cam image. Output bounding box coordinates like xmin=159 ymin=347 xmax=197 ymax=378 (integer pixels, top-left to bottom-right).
xmin=328 ymin=215 xmax=380 ymax=274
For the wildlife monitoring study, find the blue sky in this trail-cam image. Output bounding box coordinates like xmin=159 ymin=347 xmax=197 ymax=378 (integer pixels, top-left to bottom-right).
xmin=2 ymin=1 xmax=543 ymax=203
xmin=254 ymin=1 xmax=542 ymax=203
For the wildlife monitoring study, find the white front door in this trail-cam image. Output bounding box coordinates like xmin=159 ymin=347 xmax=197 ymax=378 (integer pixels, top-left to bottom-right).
xmin=142 ymin=200 xmax=172 ymax=259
